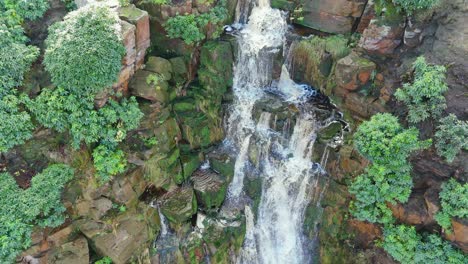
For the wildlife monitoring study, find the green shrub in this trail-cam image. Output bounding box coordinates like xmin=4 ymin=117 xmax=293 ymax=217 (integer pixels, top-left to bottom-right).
xmin=95 ymin=256 xmax=113 ymax=264
xmin=44 ymin=4 xmax=125 ymax=94
xmin=28 ymin=88 xmax=143 ymax=149
xmin=350 ymin=113 xmax=430 ymax=224
xmin=381 ymin=225 xmax=467 ymax=264
xmin=435 ymin=179 xmax=468 ymax=232
xmin=165 ymin=0 xmax=227 ymax=45
xmin=0 ymin=31 xmax=39 ymax=97
xmin=395 ymin=56 xmax=448 ymax=124
xmin=354 ymin=113 xmax=430 ymax=170
xmin=392 ymin=0 xmax=439 ymax=15
xmin=0 ymin=164 xmax=74 ymax=263
xmin=0 ymin=95 xmax=34 ymax=153
xmin=435 ymin=114 xmax=468 ymax=163
xmin=349 ymin=164 xmax=412 ymax=224
xmin=0 ymin=0 xmax=49 ymax=20
xmin=92 ymin=145 xmax=127 ymax=184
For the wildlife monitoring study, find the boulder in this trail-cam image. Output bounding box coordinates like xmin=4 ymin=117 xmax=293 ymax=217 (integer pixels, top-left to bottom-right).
xmin=390 ymin=192 xmax=431 ymax=226
xmin=191 ymin=168 xmax=228 ymax=211
xmin=75 ymin=197 xmax=113 ymax=220
xmin=144 ymin=147 xmax=182 ymax=188
xmin=445 ymin=218 xmax=468 ymax=252
xmin=145 ymin=57 xmax=173 ymax=81
xmin=169 ymin=57 xmax=188 ymax=84
xmin=118 ymin=5 xmax=151 ymax=52
xmin=295 ymin=0 xmax=367 ymax=34
xmin=181 ymin=153 xmax=201 ymax=182
xmin=358 ymin=18 xmax=405 ymax=55
xmin=48 ymin=236 xmax=89 ymax=264
xmin=177 ymin=111 xmax=224 ymax=150
xmin=159 ymin=186 xmax=197 ymax=224
xmin=335 ymin=52 xmax=376 ymax=91
xmin=129 ymin=70 xmax=170 ymax=102
xmin=356 ymin=1 xmax=375 ymax=33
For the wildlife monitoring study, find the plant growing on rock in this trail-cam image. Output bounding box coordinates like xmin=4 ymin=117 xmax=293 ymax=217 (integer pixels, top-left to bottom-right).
xmin=0 ymin=164 xmax=74 ymax=263
xmin=381 ymin=225 xmax=466 ymax=264
xmin=44 ymin=4 xmax=125 ymax=94
xmin=0 ymin=30 xmax=39 ymax=98
xmin=0 ymin=95 xmax=34 ymax=153
xmin=92 ymin=144 xmax=127 ymax=184
xmin=28 ymin=87 xmax=143 ymax=149
xmin=0 ymin=0 xmax=50 ymax=20
xmin=394 ymin=56 xmax=448 ymax=124
xmin=164 ymin=0 xmax=228 ymax=45
xmin=350 ymin=113 xmax=430 ymax=224
xmin=435 ymin=178 xmax=468 ymax=232
xmin=434 ymin=114 xmax=467 ymax=163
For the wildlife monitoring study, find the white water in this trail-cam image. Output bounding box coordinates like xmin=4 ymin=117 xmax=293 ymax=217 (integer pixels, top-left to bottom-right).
xmin=226 ymin=0 xmax=287 ymax=200
xmin=225 ymin=0 xmax=324 ymax=263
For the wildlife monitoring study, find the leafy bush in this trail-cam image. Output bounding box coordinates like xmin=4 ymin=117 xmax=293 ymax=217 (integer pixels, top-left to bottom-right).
xmin=95 ymin=256 xmax=113 ymax=264
xmin=165 ymin=0 xmax=227 ymax=45
xmin=0 ymin=95 xmax=34 ymax=153
xmin=395 ymin=56 xmax=448 ymax=124
xmin=354 ymin=113 xmax=430 ymax=170
xmin=28 ymin=87 xmax=143 ymax=149
xmin=0 ymin=0 xmax=49 ymax=20
xmin=350 ymin=113 xmax=430 ymax=224
xmin=381 ymin=225 xmax=466 ymax=264
xmin=349 ymin=164 xmax=412 ymax=224
xmin=0 ymin=30 xmax=39 ymax=97
xmin=392 ymin=0 xmax=439 ymax=15
xmin=44 ymin=4 xmax=125 ymax=94
xmin=92 ymin=145 xmax=127 ymax=184
xmin=435 ymin=114 xmax=468 ymax=163
xmin=435 ymin=179 xmax=468 ymax=232
xmin=0 ymin=164 xmax=74 ymax=263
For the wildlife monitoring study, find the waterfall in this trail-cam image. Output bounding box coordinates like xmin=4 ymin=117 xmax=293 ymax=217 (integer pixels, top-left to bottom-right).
xmin=224 ymin=0 xmax=329 ymax=263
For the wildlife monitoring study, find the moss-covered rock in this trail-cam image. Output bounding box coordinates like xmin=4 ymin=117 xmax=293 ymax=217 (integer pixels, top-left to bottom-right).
xmin=129 ymin=70 xmax=170 ymax=102
xmin=145 ymin=56 xmax=173 ymax=81
xmin=144 ymin=147 xmax=182 ymax=188
xmin=180 ymin=152 xmax=202 ymax=181
xmin=177 ymin=111 xmax=224 ymax=150
xmin=160 ymin=186 xmax=197 ymax=224
xmin=192 ymin=168 xmax=228 ymax=212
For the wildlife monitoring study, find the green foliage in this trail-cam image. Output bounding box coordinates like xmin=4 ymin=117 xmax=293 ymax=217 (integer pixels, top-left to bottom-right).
xmin=435 ymin=114 xmax=468 ymax=163
xmin=28 ymin=87 xmax=143 ymax=149
xmin=381 ymin=225 xmax=467 ymax=264
xmin=395 ymin=56 xmax=448 ymax=123
xmin=0 ymin=30 xmax=39 ymax=97
xmin=44 ymin=5 xmax=125 ymax=94
xmin=350 ymin=113 xmax=430 ymax=224
xmin=164 ymin=0 xmax=228 ymax=45
xmin=0 ymin=95 xmax=34 ymax=153
xmin=354 ymin=113 xmax=430 ymax=169
xmin=349 ymin=164 xmax=412 ymax=224
xmin=148 ymin=0 xmax=169 ymax=4
xmin=61 ymin=0 xmax=77 ymax=10
xmin=92 ymin=145 xmax=127 ymax=184
xmin=435 ymin=179 xmax=468 ymax=232
xmin=0 ymin=164 xmax=74 ymax=263
xmin=392 ymin=0 xmax=439 ymax=15
xmin=95 ymin=256 xmax=113 ymax=264
xmin=0 ymin=0 xmax=49 ymax=21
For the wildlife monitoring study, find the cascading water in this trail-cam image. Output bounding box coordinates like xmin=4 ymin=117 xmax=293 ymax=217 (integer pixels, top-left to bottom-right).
xmin=224 ymin=0 xmax=334 ymax=263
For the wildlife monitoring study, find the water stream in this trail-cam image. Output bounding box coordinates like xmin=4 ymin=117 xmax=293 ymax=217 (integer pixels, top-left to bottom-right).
xmin=225 ymin=0 xmax=332 ymax=263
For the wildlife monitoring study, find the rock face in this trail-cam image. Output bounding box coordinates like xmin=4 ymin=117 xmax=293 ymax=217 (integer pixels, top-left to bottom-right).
xmin=296 ymin=0 xmax=367 ymax=34
xmin=335 ymin=52 xmax=376 ymax=91
xmin=445 ymin=218 xmax=468 ymax=252
xmin=358 ymin=18 xmax=405 ymax=55
xmin=159 ymin=186 xmax=197 ymax=224
xmin=48 ymin=236 xmax=89 ymax=264
xmin=192 ymin=168 xmax=228 ymax=211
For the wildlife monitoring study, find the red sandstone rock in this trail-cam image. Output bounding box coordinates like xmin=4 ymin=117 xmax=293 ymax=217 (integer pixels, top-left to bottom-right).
xmin=359 ymin=19 xmax=405 ymax=55
xmin=335 ymin=52 xmax=376 ymax=91
xmin=445 ymin=218 xmax=468 ymax=252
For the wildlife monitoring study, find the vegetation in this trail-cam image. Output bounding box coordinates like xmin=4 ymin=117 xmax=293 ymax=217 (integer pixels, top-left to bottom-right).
xmin=95 ymin=256 xmax=113 ymax=264
xmin=350 ymin=113 xmax=430 ymax=224
xmin=44 ymin=5 xmax=125 ymax=94
xmin=0 ymin=95 xmax=34 ymax=152
xmin=395 ymin=56 xmax=448 ymax=124
xmin=435 ymin=179 xmax=468 ymax=232
xmin=435 ymin=114 xmax=467 ymax=163
xmin=381 ymin=225 xmax=466 ymax=264
xmin=28 ymin=87 xmax=143 ymax=149
xmin=0 ymin=0 xmax=49 ymax=20
xmin=92 ymin=145 xmax=127 ymax=184
xmin=164 ymin=0 xmax=228 ymax=45
xmin=0 ymin=32 xmax=39 ymax=97
xmin=0 ymin=164 xmax=74 ymax=263
xmin=374 ymin=0 xmax=439 ymax=17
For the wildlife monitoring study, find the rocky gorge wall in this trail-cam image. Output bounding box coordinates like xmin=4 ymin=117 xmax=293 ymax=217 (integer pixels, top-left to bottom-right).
xmin=14 ymin=0 xmax=467 ymax=263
